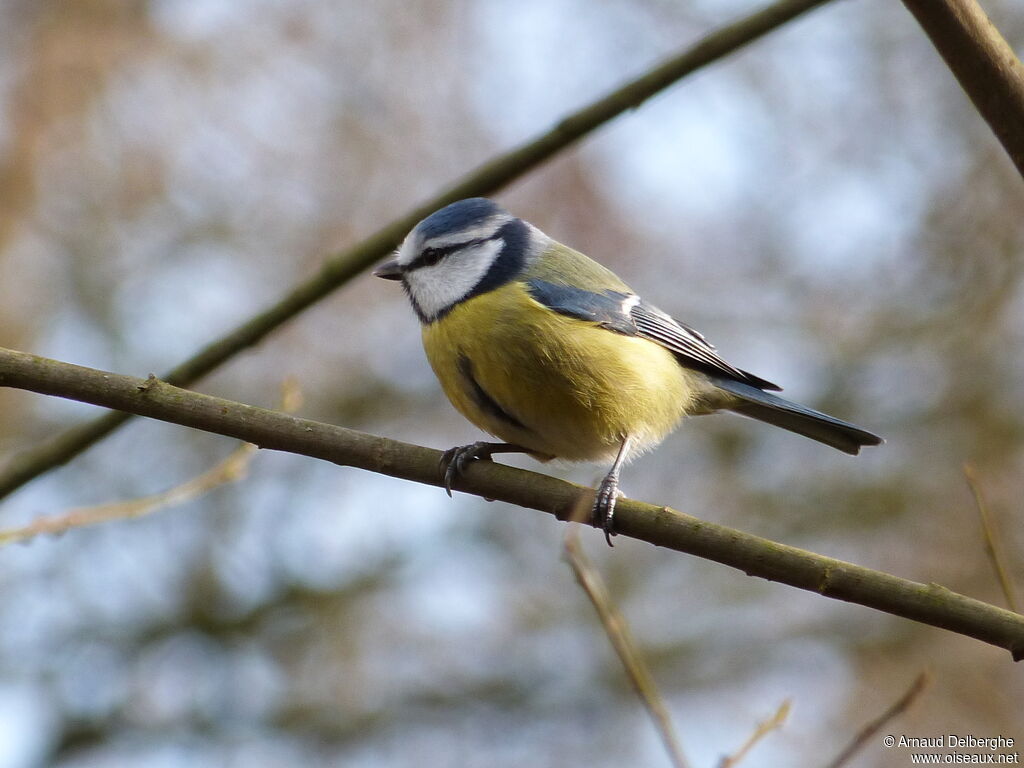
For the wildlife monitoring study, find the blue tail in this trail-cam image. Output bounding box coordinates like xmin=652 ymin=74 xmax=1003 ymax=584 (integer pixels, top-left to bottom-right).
xmin=710 ymin=377 xmax=882 ymax=455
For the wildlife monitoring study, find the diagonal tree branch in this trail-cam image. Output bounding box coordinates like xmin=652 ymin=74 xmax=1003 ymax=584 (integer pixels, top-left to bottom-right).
xmin=2 ymin=345 xmax=1024 ymax=660
xmin=900 ymin=0 xmax=1024 ymax=178
xmin=564 ymin=521 xmax=691 ymax=768
xmin=0 ymin=0 xmax=835 ymax=501
xmin=823 ymin=671 xmax=930 ymax=768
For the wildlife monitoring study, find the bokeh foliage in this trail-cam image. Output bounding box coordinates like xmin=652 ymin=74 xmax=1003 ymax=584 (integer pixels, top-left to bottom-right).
xmin=0 ymin=1 xmax=1021 ymax=766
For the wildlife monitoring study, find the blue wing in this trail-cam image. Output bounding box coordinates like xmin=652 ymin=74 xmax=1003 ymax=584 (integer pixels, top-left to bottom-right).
xmin=525 ymin=279 xmax=781 ymax=391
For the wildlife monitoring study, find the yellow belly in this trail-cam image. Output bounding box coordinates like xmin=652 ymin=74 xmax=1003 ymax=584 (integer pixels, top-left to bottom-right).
xmin=422 ymin=282 xmax=700 ymax=462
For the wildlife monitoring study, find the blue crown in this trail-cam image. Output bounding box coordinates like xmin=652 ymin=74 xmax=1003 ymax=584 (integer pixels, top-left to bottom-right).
xmin=416 ymin=198 xmax=507 ymax=240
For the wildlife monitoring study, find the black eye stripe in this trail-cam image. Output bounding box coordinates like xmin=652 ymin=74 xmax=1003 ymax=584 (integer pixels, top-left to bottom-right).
xmin=406 ymin=235 xmax=497 ymax=271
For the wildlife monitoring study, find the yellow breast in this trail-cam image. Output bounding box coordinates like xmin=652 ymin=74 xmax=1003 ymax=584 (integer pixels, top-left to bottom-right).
xmin=421 ymin=281 xmax=700 ymax=462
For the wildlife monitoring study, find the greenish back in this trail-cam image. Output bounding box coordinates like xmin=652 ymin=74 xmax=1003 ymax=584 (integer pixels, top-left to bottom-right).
xmin=525 ymin=241 xmax=634 ymax=294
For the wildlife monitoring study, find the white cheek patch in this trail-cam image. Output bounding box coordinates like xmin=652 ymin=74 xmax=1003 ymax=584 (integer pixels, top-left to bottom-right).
xmin=406 ymin=239 xmax=504 ymax=320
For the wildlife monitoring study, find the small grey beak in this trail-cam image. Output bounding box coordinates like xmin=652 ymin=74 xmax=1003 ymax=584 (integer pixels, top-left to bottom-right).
xmin=373 ymin=259 xmax=403 ymax=281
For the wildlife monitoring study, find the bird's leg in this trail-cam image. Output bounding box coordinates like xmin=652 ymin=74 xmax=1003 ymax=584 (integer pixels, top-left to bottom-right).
xmin=441 ymin=442 xmax=527 ymax=497
xmin=593 ymin=435 xmax=634 ymax=546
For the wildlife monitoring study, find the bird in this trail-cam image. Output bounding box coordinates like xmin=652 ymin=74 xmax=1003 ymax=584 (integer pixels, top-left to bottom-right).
xmin=374 ymin=198 xmax=881 ymax=544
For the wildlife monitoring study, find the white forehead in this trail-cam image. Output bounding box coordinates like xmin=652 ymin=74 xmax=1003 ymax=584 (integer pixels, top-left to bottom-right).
xmin=394 ymin=234 xmax=418 ymax=266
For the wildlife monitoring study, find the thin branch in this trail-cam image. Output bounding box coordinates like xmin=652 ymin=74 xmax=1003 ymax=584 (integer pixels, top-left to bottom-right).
xmin=564 ymin=501 xmax=691 ymax=768
xmin=0 ymin=0 xmax=836 ymax=501
xmin=900 ymin=0 xmax=1024 ymax=178
xmin=964 ymin=463 xmax=1020 ymax=613
xmin=822 ymin=671 xmax=930 ymax=768
xmin=0 ymin=377 xmax=302 ymax=546
xmin=717 ymin=699 xmax=791 ymax=768
xmin=2 ymin=347 xmax=1024 ymax=660
xmin=0 ymin=443 xmax=254 ymax=545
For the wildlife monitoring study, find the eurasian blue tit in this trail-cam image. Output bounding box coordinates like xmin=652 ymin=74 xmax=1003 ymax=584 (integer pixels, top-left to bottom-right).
xmin=375 ymin=198 xmax=881 ymax=543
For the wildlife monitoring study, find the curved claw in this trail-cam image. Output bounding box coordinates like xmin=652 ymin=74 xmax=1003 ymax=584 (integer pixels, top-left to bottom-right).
xmin=592 ymin=479 xmax=622 ymax=547
xmin=440 ymin=441 xmax=500 ymax=497
xmin=591 ymin=435 xmax=633 ymax=547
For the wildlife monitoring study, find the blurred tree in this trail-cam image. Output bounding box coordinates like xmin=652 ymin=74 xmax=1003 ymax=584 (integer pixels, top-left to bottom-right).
xmin=0 ymin=1 xmax=1021 ymax=767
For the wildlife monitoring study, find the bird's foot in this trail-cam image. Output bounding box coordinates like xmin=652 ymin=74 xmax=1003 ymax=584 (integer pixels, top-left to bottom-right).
xmin=592 ymin=476 xmax=624 ymax=547
xmin=440 ymin=441 xmax=507 ymax=497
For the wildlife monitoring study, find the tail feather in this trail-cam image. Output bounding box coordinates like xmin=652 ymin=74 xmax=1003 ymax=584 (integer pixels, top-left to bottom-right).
xmin=709 ymin=377 xmax=882 ymax=455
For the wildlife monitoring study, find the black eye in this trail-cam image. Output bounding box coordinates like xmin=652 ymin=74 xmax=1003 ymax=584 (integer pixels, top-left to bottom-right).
xmin=417 ymin=247 xmax=445 ymax=267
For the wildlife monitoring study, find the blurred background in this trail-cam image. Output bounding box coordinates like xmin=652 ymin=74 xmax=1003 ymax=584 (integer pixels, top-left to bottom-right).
xmin=0 ymin=0 xmax=1022 ymax=765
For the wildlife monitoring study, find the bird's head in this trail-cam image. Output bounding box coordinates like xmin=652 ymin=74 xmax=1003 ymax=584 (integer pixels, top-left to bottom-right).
xmin=374 ymin=198 xmax=541 ymax=322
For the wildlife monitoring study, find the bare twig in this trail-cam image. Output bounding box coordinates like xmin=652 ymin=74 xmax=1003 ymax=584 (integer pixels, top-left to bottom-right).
xmin=0 ymin=444 xmax=254 ymax=545
xmin=823 ymin=671 xmax=930 ymax=768
xmin=0 ymin=0 xmax=837 ymax=502
xmin=2 ymin=347 xmax=1024 ymax=659
xmin=964 ymin=463 xmax=1020 ymax=613
xmin=717 ymin=699 xmax=791 ymax=768
xmin=900 ymin=0 xmax=1024 ymax=178
xmin=563 ymin=495 xmax=691 ymax=768
xmin=0 ymin=377 xmax=303 ymax=546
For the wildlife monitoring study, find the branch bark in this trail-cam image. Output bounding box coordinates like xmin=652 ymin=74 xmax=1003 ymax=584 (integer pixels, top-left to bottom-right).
xmin=0 ymin=0 xmax=835 ymax=501
xmin=900 ymin=0 xmax=1024 ymax=178
xmin=2 ymin=346 xmax=1023 ymax=660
